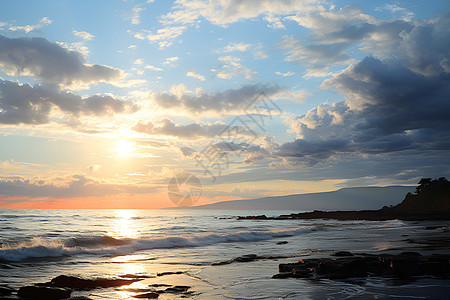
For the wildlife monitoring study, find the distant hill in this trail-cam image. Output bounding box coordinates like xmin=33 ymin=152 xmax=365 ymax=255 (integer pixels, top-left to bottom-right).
xmin=193 ymin=186 xmax=414 ymax=210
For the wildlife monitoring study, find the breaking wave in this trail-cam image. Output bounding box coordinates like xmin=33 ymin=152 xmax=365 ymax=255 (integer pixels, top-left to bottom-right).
xmin=0 ymin=227 xmax=314 ymax=262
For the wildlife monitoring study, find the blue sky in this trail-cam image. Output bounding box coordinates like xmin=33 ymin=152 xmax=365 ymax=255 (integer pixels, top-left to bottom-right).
xmin=0 ymin=0 xmax=449 ymax=208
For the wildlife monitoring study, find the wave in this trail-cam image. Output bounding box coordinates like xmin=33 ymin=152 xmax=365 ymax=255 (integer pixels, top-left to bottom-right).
xmin=0 ymin=227 xmax=314 ymax=262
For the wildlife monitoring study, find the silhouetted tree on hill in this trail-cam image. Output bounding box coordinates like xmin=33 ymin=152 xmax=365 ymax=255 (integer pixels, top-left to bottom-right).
xmin=394 ymin=177 xmax=450 ymax=211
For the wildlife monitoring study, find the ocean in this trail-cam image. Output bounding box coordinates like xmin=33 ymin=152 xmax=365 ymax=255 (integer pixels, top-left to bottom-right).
xmin=1 ymin=209 xmax=449 ymax=299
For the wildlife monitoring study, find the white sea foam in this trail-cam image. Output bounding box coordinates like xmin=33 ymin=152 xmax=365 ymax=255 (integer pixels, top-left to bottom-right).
xmin=0 ymin=227 xmax=313 ymax=262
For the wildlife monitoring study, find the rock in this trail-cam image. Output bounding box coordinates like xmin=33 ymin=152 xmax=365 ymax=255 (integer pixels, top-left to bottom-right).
xmin=133 ymin=292 xmax=159 ymax=298
xmin=399 ymin=251 xmax=422 ymax=257
xmin=156 ymin=271 xmax=184 ymax=276
xmin=148 ymin=284 xmax=171 ymax=287
xmin=51 ymin=275 xmax=140 ymax=289
xmin=17 ymin=286 xmax=71 ymax=299
xmin=277 ymin=241 xmax=288 ymax=245
xmin=315 ymin=258 xmax=368 ymax=279
xmin=0 ymin=286 xmax=14 ymax=295
xmin=235 ymin=254 xmax=257 ymax=262
xmin=165 ymin=285 xmax=191 ymax=293
xmin=390 ymin=257 xmax=421 ymax=276
xmin=331 ymin=251 xmax=354 ymax=257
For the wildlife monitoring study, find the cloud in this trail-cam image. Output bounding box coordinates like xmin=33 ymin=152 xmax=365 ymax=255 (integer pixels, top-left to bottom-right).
xmin=133 ymin=119 xmax=231 ymax=139
xmin=223 ymin=42 xmax=252 ymax=52
xmin=168 ymin=0 xmax=320 ymax=26
xmin=72 ymin=30 xmax=94 ymax=40
xmin=145 ymin=65 xmax=163 ymax=71
xmin=163 ymin=56 xmax=179 ymax=66
xmin=214 ymin=56 xmax=257 ymax=80
xmin=0 ymin=173 xmax=155 ymax=198
xmin=6 ymin=17 xmax=52 ymax=33
xmin=0 ymin=79 xmax=138 ymax=125
xmin=280 ymin=35 xmax=353 ymax=76
xmin=126 ymin=5 xmax=145 ymax=25
xmin=0 ymin=35 xmax=122 ymax=88
xmin=187 ymin=71 xmax=205 ymax=81
xmin=275 ymin=71 xmax=295 ymax=77
xmin=279 ymin=14 xmax=450 ymax=165
xmin=134 ymin=26 xmax=187 ymax=48
xmin=151 ymin=83 xmax=282 ymax=115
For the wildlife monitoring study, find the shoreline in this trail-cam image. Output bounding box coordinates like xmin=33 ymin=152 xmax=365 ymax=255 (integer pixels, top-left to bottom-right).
xmin=238 ymin=209 xmax=450 ymax=221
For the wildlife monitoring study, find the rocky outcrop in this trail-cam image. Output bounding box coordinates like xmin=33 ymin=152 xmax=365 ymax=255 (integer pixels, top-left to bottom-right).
xmin=17 ymin=286 xmax=71 ymax=299
xmin=238 ymin=178 xmax=450 ymax=221
xmin=272 ymin=252 xmax=450 ymax=280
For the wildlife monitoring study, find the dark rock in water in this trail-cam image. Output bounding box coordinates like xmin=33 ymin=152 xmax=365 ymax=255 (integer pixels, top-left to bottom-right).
xmin=0 ymin=286 xmax=14 ymax=295
xmin=17 ymin=286 xmax=71 ymax=299
xmin=118 ymin=274 xmax=153 ymax=279
xmin=51 ymin=275 xmax=140 ymax=289
xmin=165 ymin=285 xmax=191 ymax=293
xmin=68 ymin=297 xmax=92 ymax=300
xmin=331 ymin=251 xmax=354 ymax=257
xmin=399 ymin=251 xmax=422 ymax=257
xmin=273 ymin=252 xmax=450 ymax=280
xmin=156 ymin=271 xmax=184 ymax=276
xmin=148 ymin=284 xmax=172 ymax=287
xmin=235 ymin=254 xmax=257 ymax=262
xmin=390 ymin=257 xmax=421 ymax=276
xmin=315 ymin=258 xmax=368 ymax=279
xmin=132 ymin=292 xmax=159 ymax=298
xmin=277 ymin=241 xmax=288 ymax=245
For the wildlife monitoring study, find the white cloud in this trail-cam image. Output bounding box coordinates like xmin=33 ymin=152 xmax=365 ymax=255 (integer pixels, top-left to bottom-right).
xmin=187 ymin=71 xmax=205 ymax=81
xmin=168 ymin=0 xmax=321 ymax=26
xmin=134 ymin=26 xmax=187 ymax=48
xmin=145 ymin=65 xmax=163 ymax=71
xmin=127 ymin=5 xmax=145 ymax=25
xmin=215 ymin=56 xmax=256 ymax=80
xmin=134 ymin=58 xmax=144 ymax=65
xmin=7 ymin=17 xmax=52 ymax=33
xmin=223 ymin=42 xmax=252 ymax=52
xmin=163 ymin=56 xmax=179 ymax=66
xmin=275 ymin=71 xmax=296 ymax=77
xmin=254 ymin=50 xmax=268 ymax=59
xmin=72 ymin=30 xmax=94 ymax=40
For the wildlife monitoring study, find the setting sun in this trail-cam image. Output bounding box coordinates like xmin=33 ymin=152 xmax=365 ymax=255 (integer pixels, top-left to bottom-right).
xmin=114 ymin=140 xmax=135 ymax=157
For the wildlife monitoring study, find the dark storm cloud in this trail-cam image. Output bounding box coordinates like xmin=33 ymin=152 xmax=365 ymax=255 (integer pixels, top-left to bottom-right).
xmin=279 ymin=14 xmax=450 ymax=164
xmin=0 ymin=34 xmax=121 ymax=86
xmin=0 ymin=79 xmax=138 ymax=125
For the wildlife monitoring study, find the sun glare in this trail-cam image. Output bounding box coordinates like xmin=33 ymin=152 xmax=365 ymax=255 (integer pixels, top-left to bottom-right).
xmin=115 ymin=140 xmax=135 ymax=157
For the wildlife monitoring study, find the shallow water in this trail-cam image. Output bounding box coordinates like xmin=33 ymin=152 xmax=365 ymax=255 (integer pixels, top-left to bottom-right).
xmin=1 ymin=209 xmax=449 ymax=299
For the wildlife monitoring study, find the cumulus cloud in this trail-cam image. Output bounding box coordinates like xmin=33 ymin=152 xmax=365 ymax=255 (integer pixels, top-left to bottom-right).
xmin=214 ymin=56 xmax=257 ymax=80
xmin=186 ymin=71 xmax=205 ymax=81
xmin=0 ymin=35 xmax=122 ymax=88
xmin=133 ymin=119 xmax=231 ymax=139
xmin=223 ymin=42 xmax=252 ymax=52
xmin=151 ymin=83 xmax=282 ymax=115
xmin=279 ymin=14 xmax=450 ymax=165
xmin=134 ymin=26 xmax=186 ymax=48
xmin=167 ymin=0 xmax=320 ymax=26
xmin=6 ymin=17 xmax=52 ymax=33
xmin=72 ymin=30 xmax=94 ymax=40
xmin=0 ymin=79 xmax=138 ymax=125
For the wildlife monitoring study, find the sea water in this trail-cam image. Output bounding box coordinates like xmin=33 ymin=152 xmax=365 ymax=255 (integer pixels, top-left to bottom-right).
xmin=1 ymin=209 xmax=449 ymax=299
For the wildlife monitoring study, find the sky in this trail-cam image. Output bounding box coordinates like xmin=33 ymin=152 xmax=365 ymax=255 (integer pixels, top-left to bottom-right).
xmin=0 ymin=0 xmax=449 ymax=209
